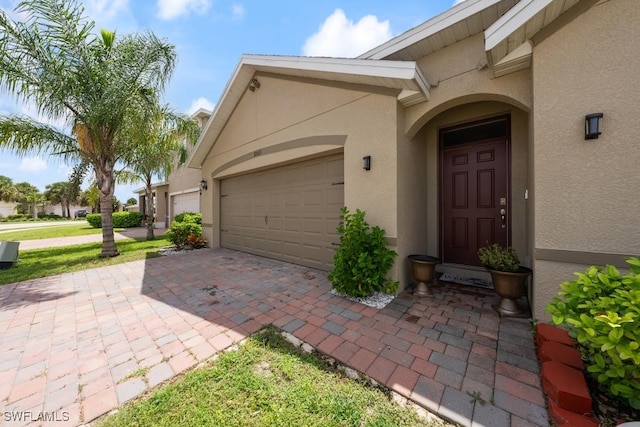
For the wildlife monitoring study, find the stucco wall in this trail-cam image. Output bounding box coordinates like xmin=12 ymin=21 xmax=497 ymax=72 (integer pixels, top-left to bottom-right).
xmin=532 ymin=0 xmax=640 ymax=320
xmin=200 ymin=75 xmax=399 ymax=251
xmin=405 ymin=33 xmax=532 ymax=139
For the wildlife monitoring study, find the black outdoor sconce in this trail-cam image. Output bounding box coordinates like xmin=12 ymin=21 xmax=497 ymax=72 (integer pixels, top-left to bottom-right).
xmin=585 ymin=113 xmax=603 ymax=140
xmin=199 ymin=179 xmax=208 ymax=195
xmin=363 ymin=155 xmax=371 ymax=171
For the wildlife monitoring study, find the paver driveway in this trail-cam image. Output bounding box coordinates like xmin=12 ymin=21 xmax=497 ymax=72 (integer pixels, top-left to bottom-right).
xmin=0 ymin=248 xmax=548 ymax=426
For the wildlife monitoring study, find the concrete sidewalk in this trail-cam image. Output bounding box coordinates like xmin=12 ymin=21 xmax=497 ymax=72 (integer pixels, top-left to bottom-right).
xmin=17 ymin=228 xmax=168 ymax=251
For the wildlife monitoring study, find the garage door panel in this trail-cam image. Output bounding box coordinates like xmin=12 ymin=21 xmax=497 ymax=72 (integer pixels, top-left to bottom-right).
xmin=304 ymin=218 xmax=323 ymax=234
xmin=172 ymin=192 xmax=200 ymax=220
xmin=220 ymin=154 xmax=343 ymax=270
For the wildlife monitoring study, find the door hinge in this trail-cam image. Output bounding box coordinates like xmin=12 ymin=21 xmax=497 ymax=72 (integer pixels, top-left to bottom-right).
xmin=331 ymin=181 xmax=344 ymax=186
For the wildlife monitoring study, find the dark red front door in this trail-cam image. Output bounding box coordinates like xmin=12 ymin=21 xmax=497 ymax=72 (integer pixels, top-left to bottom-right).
xmin=441 ymin=140 xmax=509 ymax=265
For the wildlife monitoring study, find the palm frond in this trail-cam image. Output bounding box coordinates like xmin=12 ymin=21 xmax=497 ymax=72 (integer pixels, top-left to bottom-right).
xmin=0 ymin=114 xmax=78 ymax=163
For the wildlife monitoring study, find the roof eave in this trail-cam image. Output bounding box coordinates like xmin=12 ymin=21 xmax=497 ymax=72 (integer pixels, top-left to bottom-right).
xmin=359 ymin=0 xmax=505 ymax=60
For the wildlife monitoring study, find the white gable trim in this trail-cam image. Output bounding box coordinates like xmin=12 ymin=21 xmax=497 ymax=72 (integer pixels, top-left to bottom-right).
xmin=485 ymin=0 xmax=552 ymax=51
xmin=359 ymin=0 xmax=505 ymax=60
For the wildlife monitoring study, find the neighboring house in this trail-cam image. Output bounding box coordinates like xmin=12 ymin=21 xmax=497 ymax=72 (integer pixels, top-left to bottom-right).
xmin=135 ymin=109 xmax=211 ymax=228
xmin=187 ymin=0 xmax=639 ymax=320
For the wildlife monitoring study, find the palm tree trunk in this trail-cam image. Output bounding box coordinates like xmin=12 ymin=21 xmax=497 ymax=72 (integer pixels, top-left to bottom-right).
xmin=145 ymin=185 xmax=155 ymax=240
xmin=96 ymin=166 xmax=119 ymax=258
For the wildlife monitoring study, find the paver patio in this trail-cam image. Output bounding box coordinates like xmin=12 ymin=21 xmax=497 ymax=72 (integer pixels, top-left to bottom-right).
xmin=0 ymin=248 xmax=548 ymax=426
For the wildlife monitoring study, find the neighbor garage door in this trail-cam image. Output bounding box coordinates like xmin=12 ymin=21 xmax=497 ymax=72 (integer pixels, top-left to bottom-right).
xmin=220 ymin=154 xmax=344 ymax=270
xmin=172 ymin=191 xmax=199 ymax=219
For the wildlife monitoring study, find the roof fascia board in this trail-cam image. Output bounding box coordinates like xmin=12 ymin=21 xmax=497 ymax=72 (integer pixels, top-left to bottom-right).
xmin=485 ymin=0 xmax=553 ymax=51
xmin=242 ymin=55 xmax=422 ymax=80
xmin=359 ymin=0 xmax=503 ymax=60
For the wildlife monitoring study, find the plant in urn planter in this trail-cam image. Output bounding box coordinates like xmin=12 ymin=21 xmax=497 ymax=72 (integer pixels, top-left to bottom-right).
xmin=478 ymin=244 xmax=531 ymax=317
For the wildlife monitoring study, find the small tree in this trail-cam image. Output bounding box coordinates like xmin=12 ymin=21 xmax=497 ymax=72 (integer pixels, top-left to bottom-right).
xmin=118 ymin=102 xmax=199 ymax=240
xmin=329 ymin=207 xmax=398 ymax=297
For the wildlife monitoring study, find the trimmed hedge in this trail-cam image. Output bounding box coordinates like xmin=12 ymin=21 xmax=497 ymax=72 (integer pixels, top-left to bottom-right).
xmin=85 ymin=211 xmax=143 ymax=228
xmin=174 ymin=212 xmax=201 ymax=224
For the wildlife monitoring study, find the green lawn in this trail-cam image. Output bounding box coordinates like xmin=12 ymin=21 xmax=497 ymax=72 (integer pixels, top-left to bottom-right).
xmin=97 ymin=326 xmax=447 ymax=427
xmin=0 ymin=222 xmax=124 ymax=240
xmin=0 ymin=237 xmax=169 ymax=285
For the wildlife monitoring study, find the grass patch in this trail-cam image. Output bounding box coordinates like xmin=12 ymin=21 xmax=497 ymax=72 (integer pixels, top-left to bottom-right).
xmin=0 ymin=222 xmax=125 ymax=240
xmin=119 ymin=367 xmax=150 ymax=384
xmin=0 ymin=237 xmax=169 ymax=286
xmin=98 ymin=327 xmax=447 ymax=427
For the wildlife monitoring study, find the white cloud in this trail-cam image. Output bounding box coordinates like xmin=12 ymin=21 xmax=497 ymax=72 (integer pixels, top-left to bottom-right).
xmin=83 ymin=0 xmax=138 ymax=35
xmin=231 ymin=3 xmax=245 ymax=20
xmin=302 ymin=9 xmax=392 ymax=58
xmin=156 ymin=0 xmax=211 ymax=20
xmin=19 ymin=156 xmax=48 ymax=172
xmin=453 ymin=0 xmax=468 ymax=4
xmin=84 ymin=0 xmax=129 ymax=20
xmin=187 ymin=97 xmax=215 ymax=115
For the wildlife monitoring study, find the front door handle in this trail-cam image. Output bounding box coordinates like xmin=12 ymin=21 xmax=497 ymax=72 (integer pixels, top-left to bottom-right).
xmin=500 ymin=208 xmax=506 ymax=228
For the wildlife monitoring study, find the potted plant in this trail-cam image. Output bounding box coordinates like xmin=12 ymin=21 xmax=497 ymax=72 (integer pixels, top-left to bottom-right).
xmin=477 ymin=244 xmax=531 ymax=317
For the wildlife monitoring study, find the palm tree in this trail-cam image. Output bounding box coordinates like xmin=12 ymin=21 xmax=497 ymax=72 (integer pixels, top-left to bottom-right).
xmin=44 ymin=181 xmax=69 ymax=217
xmin=0 ymin=0 xmax=176 ymax=257
xmin=0 ymin=175 xmax=17 ymax=203
xmin=119 ymin=103 xmax=200 ymax=239
xmin=14 ymin=182 xmax=41 ymax=219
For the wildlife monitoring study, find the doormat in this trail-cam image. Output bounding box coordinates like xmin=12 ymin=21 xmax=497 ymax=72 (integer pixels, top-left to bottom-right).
xmin=439 ymin=273 xmax=493 ymax=289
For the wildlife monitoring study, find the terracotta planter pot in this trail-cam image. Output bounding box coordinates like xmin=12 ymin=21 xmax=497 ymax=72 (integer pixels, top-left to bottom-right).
xmin=408 ymin=255 xmax=440 ymax=296
xmin=486 ymin=266 xmax=532 ymax=317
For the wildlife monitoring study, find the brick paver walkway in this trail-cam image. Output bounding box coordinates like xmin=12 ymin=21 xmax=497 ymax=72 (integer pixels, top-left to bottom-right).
xmin=0 ymin=249 xmax=548 ymax=426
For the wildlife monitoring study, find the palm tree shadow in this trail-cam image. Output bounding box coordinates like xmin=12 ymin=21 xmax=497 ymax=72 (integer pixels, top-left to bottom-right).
xmin=1 ymin=285 xmax=77 ymax=311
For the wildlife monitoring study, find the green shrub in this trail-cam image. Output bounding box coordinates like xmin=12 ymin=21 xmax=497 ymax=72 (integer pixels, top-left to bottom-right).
xmin=7 ymin=214 xmax=29 ymax=221
xmin=85 ymin=212 xmax=143 ymax=228
xmin=174 ymin=212 xmax=202 ymax=224
xmin=328 ymin=207 xmax=398 ymax=297
xmin=167 ymin=221 xmax=203 ymax=249
xmin=478 ymin=243 xmax=520 ymax=272
xmin=86 ymin=213 xmax=102 ymax=228
xmin=546 ymin=258 xmax=640 ymax=411
xmin=114 ymin=211 xmax=142 ymax=228
xmin=37 ymin=213 xmax=62 ymax=220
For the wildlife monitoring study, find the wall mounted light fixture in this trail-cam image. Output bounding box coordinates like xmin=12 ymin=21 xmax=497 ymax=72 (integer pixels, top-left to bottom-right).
xmin=248 ymin=78 xmax=261 ymax=92
xmin=199 ymin=179 xmax=208 ymax=195
xmin=585 ymin=113 xmax=603 ymax=140
xmin=363 ymin=155 xmax=371 ymax=171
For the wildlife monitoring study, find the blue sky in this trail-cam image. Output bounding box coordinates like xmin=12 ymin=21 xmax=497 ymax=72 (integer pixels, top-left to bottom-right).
xmin=0 ymin=0 xmax=461 ymax=201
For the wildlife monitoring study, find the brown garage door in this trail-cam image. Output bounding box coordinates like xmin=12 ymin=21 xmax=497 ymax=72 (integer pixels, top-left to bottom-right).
xmin=220 ymin=154 xmax=344 ymax=270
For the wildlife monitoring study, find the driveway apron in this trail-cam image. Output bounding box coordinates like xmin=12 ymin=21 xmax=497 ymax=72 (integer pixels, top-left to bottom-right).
xmin=0 ymin=248 xmax=547 ymax=426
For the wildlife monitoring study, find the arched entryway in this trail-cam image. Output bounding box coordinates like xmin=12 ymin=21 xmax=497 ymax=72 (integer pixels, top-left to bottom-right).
xmin=400 ymin=100 xmax=531 ymax=279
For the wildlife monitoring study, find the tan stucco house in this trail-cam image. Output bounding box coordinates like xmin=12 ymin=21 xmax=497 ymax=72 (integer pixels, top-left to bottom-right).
xmin=187 ymin=0 xmax=639 ymax=320
xmin=135 ymin=108 xmax=211 ymax=228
